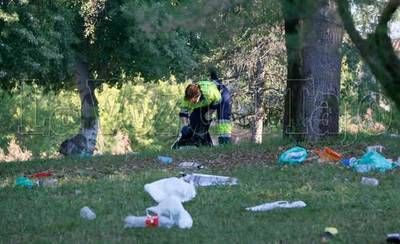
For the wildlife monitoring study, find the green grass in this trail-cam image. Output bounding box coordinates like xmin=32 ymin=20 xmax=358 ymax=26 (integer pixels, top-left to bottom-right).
xmin=1 ymin=134 xmax=400 ymax=243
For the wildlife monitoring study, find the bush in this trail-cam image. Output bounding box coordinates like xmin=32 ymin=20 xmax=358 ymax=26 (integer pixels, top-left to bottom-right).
xmin=0 ymin=78 xmax=186 ymax=159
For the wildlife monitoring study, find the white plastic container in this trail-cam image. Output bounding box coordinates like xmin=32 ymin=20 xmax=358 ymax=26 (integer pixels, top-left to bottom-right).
xmin=361 ymin=177 xmax=379 ymax=186
xmin=80 ymin=206 xmax=96 ymax=220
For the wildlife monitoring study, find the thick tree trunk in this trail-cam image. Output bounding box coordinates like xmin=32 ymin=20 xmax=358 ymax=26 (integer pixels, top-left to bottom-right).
xmin=251 ymin=59 xmax=265 ymax=144
xmin=283 ymin=0 xmax=343 ymax=141
xmin=59 ymin=59 xmax=99 ymax=156
xmin=283 ymin=1 xmax=306 ymax=140
xmin=301 ymin=0 xmax=343 ymax=140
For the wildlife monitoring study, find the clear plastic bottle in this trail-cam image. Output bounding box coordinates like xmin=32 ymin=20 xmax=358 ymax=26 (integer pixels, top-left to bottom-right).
xmin=124 ymin=215 xmax=175 ymax=228
xmin=361 ymin=177 xmax=379 ymax=186
xmin=182 ymin=173 xmax=238 ymax=187
xmin=80 ymin=206 xmax=96 ymax=220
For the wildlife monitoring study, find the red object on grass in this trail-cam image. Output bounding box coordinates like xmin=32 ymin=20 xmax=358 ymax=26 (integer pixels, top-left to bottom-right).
xmin=315 ymin=147 xmax=342 ymax=161
xmin=145 ymin=215 xmax=159 ymax=227
xmin=30 ymin=171 xmax=53 ymax=178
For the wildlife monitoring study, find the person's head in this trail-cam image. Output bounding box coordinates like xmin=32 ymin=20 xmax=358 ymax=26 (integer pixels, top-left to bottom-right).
xmin=184 ymin=83 xmax=201 ymax=104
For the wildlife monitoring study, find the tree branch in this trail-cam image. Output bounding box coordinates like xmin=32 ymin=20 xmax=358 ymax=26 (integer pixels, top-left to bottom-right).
xmin=336 ymin=0 xmax=368 ymax=54
xmin=376 ymin=0 xmax=400 ymax=35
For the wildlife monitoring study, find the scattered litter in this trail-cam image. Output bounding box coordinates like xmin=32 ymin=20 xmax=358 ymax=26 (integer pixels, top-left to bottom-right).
xmin=15 ymin=176 xmax=34 ymax=189
xmin=342 ymin=157 xmax=357 ymax=167
xmin=146 ymin=196 xmax=193 ymax=229
xmin=321 ymin=227 xmax=338 ymax=242
xmin=182 ymin=173 xmax=238 ymax=187
xmin=314 ymin=147 xmax=342 ymax=162
xmin=387 ymin=233 xmax=400 ymax=243
xmin=245 ymin=200 xmax=306 ymax=212
xmin=157 ymin=156 xmax=173 ymax=164
xmin=325 ymin=227 xmax=338 ymax=235
xmin=144 ymin=177 xmax=196 ymax=203
xmin=279 ymin=147 xmax=308 ymax=165
xmin=30 ymin=171 xmax=53 ymax=178
xmin=366 ymin=145 xmax=385 ymax=153
xmin=124 ymin=197 xmax=193 ymax=229
xmin=124 ymin=215 xmax=174 ymax=228
xmin=353 ymin=151 xmax=394 ymax=173
xmin=80 ymin=206 xmax=96 ymax=220
xmin=177 ymin=161 xmax=205 ymax=170
xmin=361 ymin=177 xmax=379 ymax=186
xmin=36 ymin=178 xmax=58 ymax=187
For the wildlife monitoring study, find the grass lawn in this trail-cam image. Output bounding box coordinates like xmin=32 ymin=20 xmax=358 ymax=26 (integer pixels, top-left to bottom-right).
xmin=1 ymin=134 xmax=400 ymax=243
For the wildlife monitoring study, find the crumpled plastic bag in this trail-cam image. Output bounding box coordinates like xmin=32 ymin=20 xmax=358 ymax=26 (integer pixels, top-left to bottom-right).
xmin=352 ymin=151 xmax=394 ymax=173
xmin=146 ymin=196 xmax=193 ymax=229
xmin=279 ymin=146 xmax=308 ymax=165
xmin=144 ymin=177 xmax=196 ymax=203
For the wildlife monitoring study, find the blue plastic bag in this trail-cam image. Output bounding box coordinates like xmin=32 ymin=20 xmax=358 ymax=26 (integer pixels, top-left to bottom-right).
xmin=279 ymin=147 xmax=308 ymax=165
xmin=353 ymin=151 xmax=394 ymax=173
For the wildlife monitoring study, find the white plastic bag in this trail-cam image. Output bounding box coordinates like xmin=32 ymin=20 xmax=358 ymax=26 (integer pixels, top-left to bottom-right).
xmin=144 ymin=177 xmax=196 ymax=203
xmin=146 ymin=196 xmax=193 ymax=229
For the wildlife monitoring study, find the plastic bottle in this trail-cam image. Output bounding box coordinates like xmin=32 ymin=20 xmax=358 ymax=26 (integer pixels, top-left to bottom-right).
xmin=124 ymin=215 xmax=175 ymax=228
xmin=157 ymin=156 xmax=173 ymax=164
xmin=361 ymin=177 xmax=379 ymax=186
xmin=80 ymin=206 xmax=96 ymax=220
xmin=183 ymin=173 xmax=239 ymax=187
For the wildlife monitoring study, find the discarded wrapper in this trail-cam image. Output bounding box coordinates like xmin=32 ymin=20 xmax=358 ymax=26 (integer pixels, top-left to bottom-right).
xmin=246 ymin=200 xmax=306 ymax=212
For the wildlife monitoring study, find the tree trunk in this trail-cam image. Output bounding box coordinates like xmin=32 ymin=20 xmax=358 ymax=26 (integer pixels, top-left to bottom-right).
xmin=251 ymin=59 xmax=265 ymax=144
xmin=283 ymin=0 xmax=343 ymax=141
xmin=301 ymin=0 xmax=343 ymax=141
xmin=59 ymin=59 xmax=99 ymax=156
xmin=283 ymin=0 xmax=306 ymax=140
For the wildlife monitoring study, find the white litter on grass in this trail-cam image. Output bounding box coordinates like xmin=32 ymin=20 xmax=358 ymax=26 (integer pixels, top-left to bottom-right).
xmin=80 ymin=206 xmax=96 ymax=220
xmin=144 ymin=177 xmax=196 ymax=203
xmin=182 ymin=173 xmax=239 ymax=187
xmin=246 ymin=201 xmax=306 ymax=212
xmin=366 ymin=145 xmax=385 ymax=153
xmin=146 ymin=196 xmax=193 ymax=229
xmin=177 ymin=161 xmax=204 ymax=169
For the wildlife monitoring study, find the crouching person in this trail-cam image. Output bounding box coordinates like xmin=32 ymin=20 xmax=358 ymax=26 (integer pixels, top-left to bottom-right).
xmin=172 ymin=78 xmax=232 ymax=149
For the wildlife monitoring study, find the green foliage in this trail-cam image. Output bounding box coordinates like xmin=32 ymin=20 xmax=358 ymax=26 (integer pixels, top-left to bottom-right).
xmin=340 ymin=38 xmax=400 ymax=134
xmin=0 ymin=0 xmax=78 ymax=89
xmin=96 ymin=77 xmax=186 ymax=151
xmin=0 ymin=79 xmax=186 ymax=156
xmin=0 ymin=83 xmax=81 ymax=157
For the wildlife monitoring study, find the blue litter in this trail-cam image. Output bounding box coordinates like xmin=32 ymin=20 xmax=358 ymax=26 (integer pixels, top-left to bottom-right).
xmin=279 ymin=147 xmax=308 ymax=165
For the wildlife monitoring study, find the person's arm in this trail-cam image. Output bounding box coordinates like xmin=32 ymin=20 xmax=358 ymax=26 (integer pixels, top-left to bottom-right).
xmin=178 ymin=99 xmax=190 ymax=125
